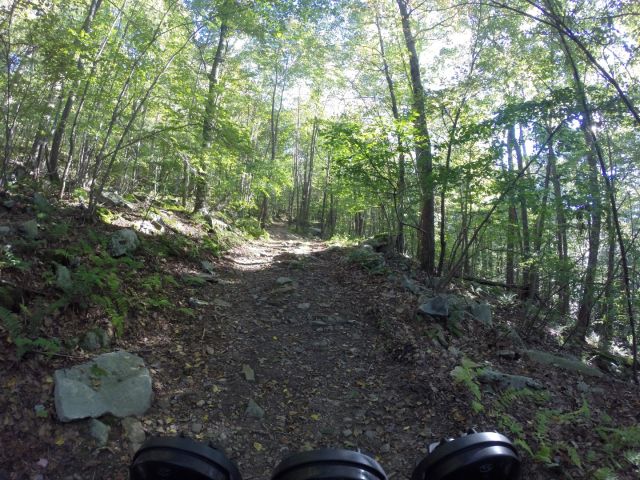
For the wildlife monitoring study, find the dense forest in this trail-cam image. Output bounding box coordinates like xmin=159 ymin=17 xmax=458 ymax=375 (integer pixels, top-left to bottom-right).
xmin=2 ymin=0 xmax=640 ymax=478
xmin=3 ymin=0 xmax=638 ymax=362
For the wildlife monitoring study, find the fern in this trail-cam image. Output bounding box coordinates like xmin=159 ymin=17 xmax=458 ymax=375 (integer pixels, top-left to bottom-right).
xmin=1 ymin=306 xmax=60 ymax=358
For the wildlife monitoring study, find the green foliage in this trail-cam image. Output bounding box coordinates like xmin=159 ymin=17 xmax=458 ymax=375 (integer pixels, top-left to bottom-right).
xmin=96 ymin=207 xmax=118 ymax=224
xmin=450 ymin=357 xmax=483 ymax=404
xmin=235 ymin=217 xmax=266 ymax=239
xmin=0 ymin=306 xmax=60 ymax=359
xmin=0 ymin=246 xmax=31 ymax=271
xmin=346 ymin=247 xmax=386 ymax=274
xmin=141 ymin=273 xmax=163 ymax=291
xmin=48 ymin=248 xmax=138 ymax=337
xmin=592 ymin=468 xmax=618 ymax=480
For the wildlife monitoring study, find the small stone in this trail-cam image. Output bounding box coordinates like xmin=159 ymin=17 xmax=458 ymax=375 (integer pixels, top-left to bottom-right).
xmin=312 ymin=339 xmax=330 ymax=349
xmin=0 ymin=226 xmax=11 ymax=236
xmin=34 ymin=404 xmax=48 ymax=418
xmin=448 ymin=346 xmax=462 ymax=357
xmin=342 ymin=429 xmax=352 ymax=437
xmin=364 ymin=430 xmax=376 ymax=440
xmin=213 ymin=299 xmax=231 ymax=308
xmin=89 ymin=419 xmax=110 ymax=447
xmin=122 ymin=417 xmax=146 ymax=452
xmin=196 ymin=400 xmax=206 ymax=407
xmin=189 ymin=298 xmax=210 ymax=308
xmin=381 ymin=443 xmax=391 ymax=453
xmin=245 ymin=399 xmax=265 ymax=419
xmin=55 ymin=265 xmax=73 ymax=292
xmin=297 ymin=303 xmax=310 ymax=310
xmin=276 ymin=277 xmax=293 ymax=285
xmin=157 ymin=397 xmax=171 ymax=409
xmin=79 ymin=331 xmax=102 ymax=351
xmin=242 ymin=364 xmax=255 ymax=382
xmin=497 ymin=350 xmax=518 ymax=360
xmin=201 ymin=261 xmax=215 ymax=274
xmin=191 ymin=422 xmax=203 ymax=434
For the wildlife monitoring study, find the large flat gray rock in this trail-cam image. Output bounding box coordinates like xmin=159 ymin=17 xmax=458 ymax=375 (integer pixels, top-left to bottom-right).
xmin=54 ymin=351 xmax=152 ymax=422
xmin=478 ymin=369 xmax=544 ymax=390
xmin=525 ymin=349 xmax=603 ymax=377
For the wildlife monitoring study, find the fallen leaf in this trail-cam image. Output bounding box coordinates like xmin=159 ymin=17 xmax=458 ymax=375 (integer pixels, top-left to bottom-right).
xmin=253 ymin=442 xmax=263 ymax=451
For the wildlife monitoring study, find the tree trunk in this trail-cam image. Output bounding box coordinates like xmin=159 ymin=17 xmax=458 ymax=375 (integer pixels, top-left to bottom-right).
xmin=49 ymin=0 xmax=103 ymax=182
xmin=195 ymin=20 xmax=228 ymax=213
xmin=529 ymin=142 xmax=553 ymax=301
xmin=375 ymin=11 xmax=404 ymax=253
xmin=557 ymin=36 xmax=602 ymax=344
xmin=506 ymin=130 xmax=517 ymax=286
xmin=549 ymin=137 xmax=570 ymax=315
xmin=396 ymin=0 xmax=435 ymax=273
xmin=298 ymin=118 xmax=318 ymax=230
xmin=509 ymin=125 xmax=531 ymax=296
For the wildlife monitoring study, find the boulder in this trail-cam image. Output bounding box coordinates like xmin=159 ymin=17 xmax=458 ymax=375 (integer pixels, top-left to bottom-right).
xmin=99 ymin=191 xmax=134 ymax=209
xmin=18 ymin=219 xmax=38 ymax=240
xmin=108 ymin=229 xmax=140 ymax=257
xmin=418 ymin=295 xmax=449 ymax=318
xmin=478 ymin=369 xmax=544 ymax=391
xmin=136 ymin=220 xmax=164 ymax=235
xmin=470 ymin=302 xmax=492 ymax=325
xmin=524 ymin=349 xmax=603 ymax=377
xmin=54 ymin=351 xmax=153 ymax=422
xmin=402 ymin=275 xmax=423 ymax=295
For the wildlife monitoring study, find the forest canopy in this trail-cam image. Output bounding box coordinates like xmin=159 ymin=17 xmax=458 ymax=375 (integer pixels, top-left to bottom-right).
xmin=2 ymin=0 xmax=640 ymax=360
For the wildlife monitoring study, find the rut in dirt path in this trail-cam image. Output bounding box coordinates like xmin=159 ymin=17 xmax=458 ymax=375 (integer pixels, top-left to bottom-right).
xmin=148 ymin=224 xmax=461 ymax=479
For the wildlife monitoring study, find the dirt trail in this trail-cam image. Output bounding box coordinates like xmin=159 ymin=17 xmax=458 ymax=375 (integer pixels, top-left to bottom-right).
xmin=145 ymin=224 xmax=452 ymax=479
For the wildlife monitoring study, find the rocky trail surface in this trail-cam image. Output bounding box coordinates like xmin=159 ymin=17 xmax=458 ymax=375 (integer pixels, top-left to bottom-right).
xmin=140 ymin=225 xmax=451 ymax=479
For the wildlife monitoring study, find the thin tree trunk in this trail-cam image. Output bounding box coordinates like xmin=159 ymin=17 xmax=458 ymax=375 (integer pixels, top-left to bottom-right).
xmin=49 ymin=0 xmax=103 ymax=183
xmin=529 ymin=142 xmax=553 ymax=301
xmin=506 ymin=134 xmax=517 ymax=286
xmin=549 ymin=134 xmax=570 ymax=315
xmin=298 ymin=118 xmax=318 ymax=230
xmin=557 ymin=35 xmax=602 ymax=344
xmin=509 ymin=125 xmax=531 ymax=297
xmin=195 ymin=20 xmax=229 ymax=213
xmin=558 ymin=32 xmax=637 ymax=375
xmin=396 ymin=0 xmax=435 ymax=273
xmin=375 ymin=11 xmax=405 ymax=253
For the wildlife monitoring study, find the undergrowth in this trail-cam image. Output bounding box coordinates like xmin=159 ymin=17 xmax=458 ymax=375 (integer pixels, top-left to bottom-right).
xmin=450 ymin=357 xmax=640 ymax=477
